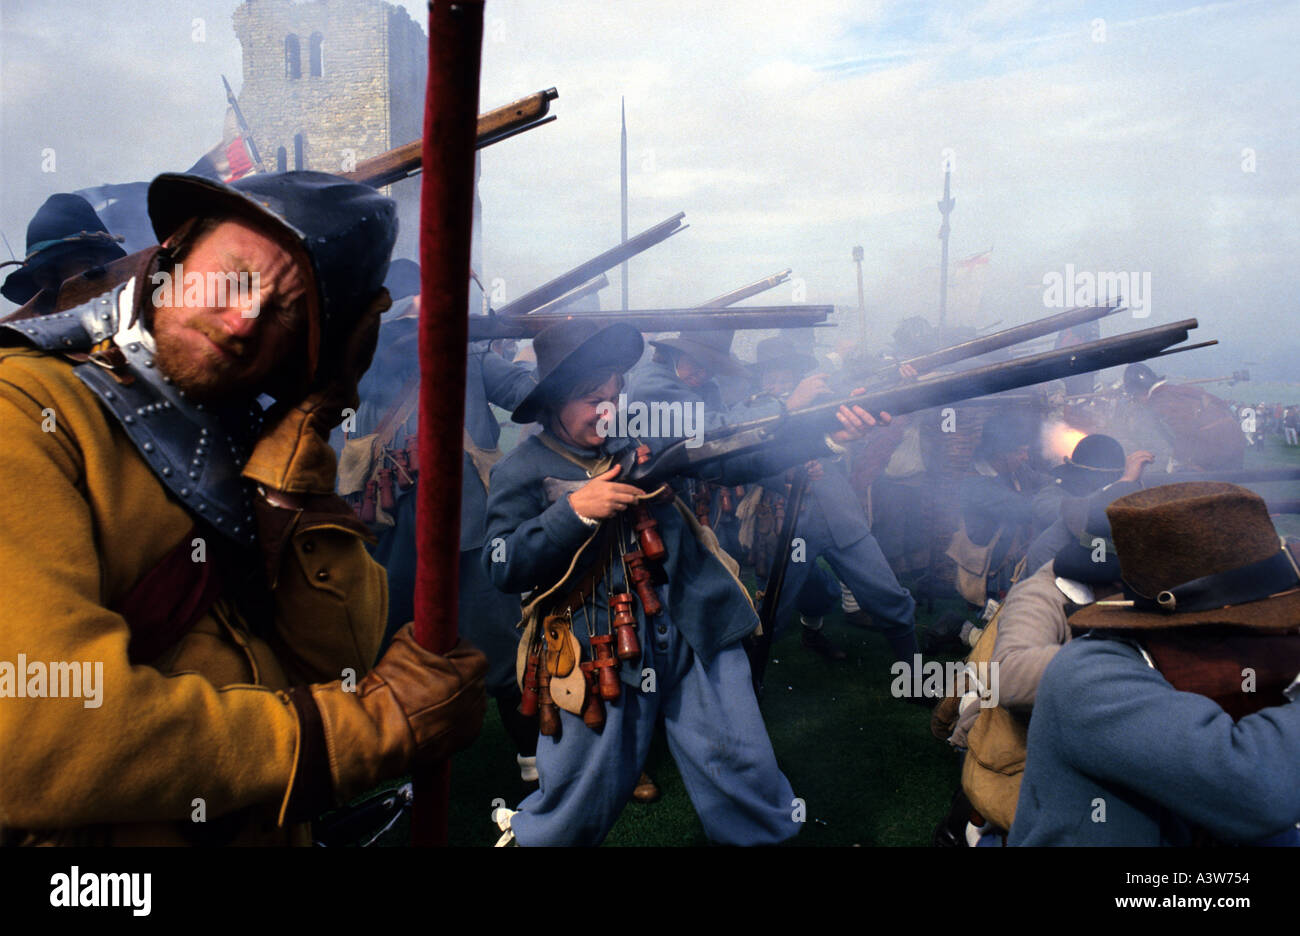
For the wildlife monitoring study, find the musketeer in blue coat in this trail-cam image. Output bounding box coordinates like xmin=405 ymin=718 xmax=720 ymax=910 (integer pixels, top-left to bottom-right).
xmin=483 ymin=320 xmax=886 ymax=846
xmin=745 ymin=336 xmax=920 ymax=668
xmin=1010 ymin=482 xmax=1300 ymax=846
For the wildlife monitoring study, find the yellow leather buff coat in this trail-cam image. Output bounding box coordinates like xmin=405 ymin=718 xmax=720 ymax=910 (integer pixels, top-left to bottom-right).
xmin=0 ymin=347 xmax=386 ymax=845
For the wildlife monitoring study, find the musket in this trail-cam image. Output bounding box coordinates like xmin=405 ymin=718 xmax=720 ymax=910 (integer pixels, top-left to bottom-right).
xmin=527 ymin=274 xmax=609 ymax=317
xmin=1140 ymin=467 xmax=1300 ymax=486
xmin=494 ymin=213 xmax=687 ymax=317
xmin=700 ymin=269 xmax=792 ymax=308
xmin=222 ymin=74 xmax=268 ymax=173
xmin=848 ymin=303 xmax=1128 ymax=390
xmin=618 ymin=319 xmax=1207 ymax=487
xmin=750 ymin=467 xmax=809 ymax=697
xmin=343 ymin=87 xmax=558 ymax=188
xmin=468 ymin=304 xmax=831 ymax=340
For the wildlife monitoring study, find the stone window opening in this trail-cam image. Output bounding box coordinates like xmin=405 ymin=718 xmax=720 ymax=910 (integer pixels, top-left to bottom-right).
xmin=293 ymin=133 xmax=305 ymax=171
xmin=276 ymin=146 xmax=287 ymax=172
xmin=285 ymin=34 xmax=301 ymax=80
xmin=310 ymin=33 xmax=324 ymax=77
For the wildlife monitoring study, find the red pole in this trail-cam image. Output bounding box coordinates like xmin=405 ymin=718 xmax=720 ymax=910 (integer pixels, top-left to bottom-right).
xmin=412 ymin=0 xmax=484 ymax=846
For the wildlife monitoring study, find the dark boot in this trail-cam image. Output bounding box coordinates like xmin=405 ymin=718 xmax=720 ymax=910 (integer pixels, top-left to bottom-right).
xmin=802 ymin=624 xmax=847 ymax=661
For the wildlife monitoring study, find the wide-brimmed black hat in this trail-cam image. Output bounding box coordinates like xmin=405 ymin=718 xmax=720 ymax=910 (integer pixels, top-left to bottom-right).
xmin=1 ymin=194 xmax=127 ymax=305
xmin=512 ymin=320 xmax=643 ymax=424
xmin=148 ymin=171 xmax=397 ymax=386
xmin=749 ymin=334 xmax=817 ymax=380
xmin=1053 ymin=433 xmax=1125 ymax=495
xmin=649 ymin=329 xmax=745 ymax=378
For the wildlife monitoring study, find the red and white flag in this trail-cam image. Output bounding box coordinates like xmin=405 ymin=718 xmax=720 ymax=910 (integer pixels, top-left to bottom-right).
xmin=186 ymin=108 xmax=256 ymax=182
xmin=947 ymin=248 xmax=992 ymax=327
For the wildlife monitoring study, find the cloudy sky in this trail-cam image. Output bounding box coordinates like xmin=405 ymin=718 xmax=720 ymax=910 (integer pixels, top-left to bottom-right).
xmin=2 ymin=0 xmax=1297 ymax=378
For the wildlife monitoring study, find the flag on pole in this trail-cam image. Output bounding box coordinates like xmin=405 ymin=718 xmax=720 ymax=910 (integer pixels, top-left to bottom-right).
xmin=946 ymin=248 xmax=991 ymax=328
xmin=186 ymin=108 xmax=257 ymax=183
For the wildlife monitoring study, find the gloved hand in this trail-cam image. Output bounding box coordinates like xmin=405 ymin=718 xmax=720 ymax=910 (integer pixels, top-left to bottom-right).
xmin=287 ymin=625 xmax=488 ymax=813
xmin=242 ymin=288 xmax=391 ymax=495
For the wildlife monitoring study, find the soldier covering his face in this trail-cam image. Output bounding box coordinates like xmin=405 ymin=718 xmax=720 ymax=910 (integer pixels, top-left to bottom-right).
xmin=0 ymin=171 xmax=486 ymax=845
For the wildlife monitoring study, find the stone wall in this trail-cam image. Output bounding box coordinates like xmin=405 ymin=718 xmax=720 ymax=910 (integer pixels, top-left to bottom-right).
xmin=231 ymin=0 xmax=426 ymax=260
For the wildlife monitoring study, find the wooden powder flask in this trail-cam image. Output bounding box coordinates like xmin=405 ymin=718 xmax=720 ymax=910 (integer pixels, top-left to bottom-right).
xmin=611 ymin=592 xmax=641 ymax=661
xmin=623 ymin=550 xmax=662 ymax=617
xmin=377 ymin=467 xmax=396 ymax=511
xmin=629 ymin=444 xmax=668 ymax=559
xmin=580 ymin=661 xmax=606 ymax=731
xmin=519 ymin=644 xmax=541 ymax=717
xmin=360 ymin=481 xmax=378 ymax=524
xmin=694 ymin=482 xmax=712 ymax=528
xmin=632 ymin=505 xmax=667 ymax=561
xmin=589 ymin=634 xmax=621 ymax=701
xmin=537 ymin=661 xmax=561 ymax=737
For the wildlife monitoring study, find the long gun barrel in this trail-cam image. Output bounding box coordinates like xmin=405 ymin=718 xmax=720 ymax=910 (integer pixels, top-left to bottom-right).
xmin=623 ymin=319 xmax=1205 ymax=486
xmin=1142 ymin=467 xmax=1300 ymax=486
xmin=343 ymin=88 xmax=559 ymax=188
xmin=852 ymin=303 xmax=1128 ymax=389
xmin=527 ymin=274 xmax=610 ymax=317
xmin=495 ymin=213 xmax=687 ymax=317
xmin=468 ymin=304 xmax=831 ymax=340
xmin=700 ymin=269 xmax=792 ymax=308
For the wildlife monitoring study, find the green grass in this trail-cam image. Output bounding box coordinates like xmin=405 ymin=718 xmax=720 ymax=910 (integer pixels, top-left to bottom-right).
xmin=352 ymin=573 xmax=967 ymax=847
xmin=353 ymin=438 xmax=1300 ymax=846
xmin=1240 ymin=433 xmax=1300 ymax=537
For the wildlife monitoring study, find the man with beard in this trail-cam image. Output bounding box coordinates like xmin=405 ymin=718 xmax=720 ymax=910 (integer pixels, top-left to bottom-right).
xmin=0 ymin=171 xmax=486 ymax=845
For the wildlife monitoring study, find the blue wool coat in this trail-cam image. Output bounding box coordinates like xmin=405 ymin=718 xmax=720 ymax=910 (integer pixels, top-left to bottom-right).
xmin=461 ymin=341 xmax=537 ymax=551
xmin=482 ymin=429 xmax=817 ymax=669
xmin=1009 ymin=633 xmax=1300 ymax=846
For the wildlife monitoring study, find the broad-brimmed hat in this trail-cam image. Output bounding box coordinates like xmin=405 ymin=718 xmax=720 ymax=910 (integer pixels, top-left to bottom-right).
xmin=1068 ymin=482 xmax=1300 ymax=631
xmin=512 ymin=320 xmax=643 ymax=424
xmin=1 ymin=194 xmax=127 ymax=305
xmin=748 ymin=334 xmax=817 ymax=381
xmin=1053 ymin=433 xmax=1125 ymax=495
xmin=649 ymin=329 xmax=745 ymax=378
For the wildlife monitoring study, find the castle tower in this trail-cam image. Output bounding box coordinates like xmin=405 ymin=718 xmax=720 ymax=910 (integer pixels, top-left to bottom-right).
xmin=231 ymin=0 xmax=427 ymax=261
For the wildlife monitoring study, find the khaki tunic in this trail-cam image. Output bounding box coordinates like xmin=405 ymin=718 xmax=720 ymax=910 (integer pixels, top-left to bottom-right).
xmin=0 ymin=348 xmax=386 ymax=845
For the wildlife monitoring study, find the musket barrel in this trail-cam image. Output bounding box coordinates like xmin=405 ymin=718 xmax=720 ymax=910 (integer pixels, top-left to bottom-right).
xmin=700 ymin=269 xmax=792 ymax=308
xmin=631 ymin=319 xmax=1205 ymax=485
xmin=866 ymin=303 xmax=1128 ymax=386
xmin=343 ymin=87 xmax=559 ymax=187
xmin=527 ymin=274 xmax=610 ymax=317
xmin=495 ymin=213 xmax=687 ymax=317
xmin=468 ymin=304 xmax=831 ymax=340
xmin=1143 ymin=467 xmax=1300 ymax=486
